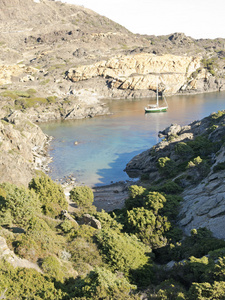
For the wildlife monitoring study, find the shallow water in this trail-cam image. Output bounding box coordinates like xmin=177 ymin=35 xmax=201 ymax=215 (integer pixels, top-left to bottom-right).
xmin=40 ymin=92 xmax=225 ymax=186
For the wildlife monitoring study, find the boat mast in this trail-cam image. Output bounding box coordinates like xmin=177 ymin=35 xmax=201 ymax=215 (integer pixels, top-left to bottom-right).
xmin=156 ymin=76 xmax=159 ymax=106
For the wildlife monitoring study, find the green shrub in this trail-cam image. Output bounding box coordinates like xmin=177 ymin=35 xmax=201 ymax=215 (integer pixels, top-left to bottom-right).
xmin=186 ymin=156 xmax=210 ymax=178
xmin=188 ymin=281 xmax=225 ymax=299
xmin=29 ymin=174 xmax=67 ymax=217
xmin=125 ymin=207 xmax=170 ymax=248
xmin=23 ymin=216 xmax=65 ymax=258
xmin=68 ymin=236 xmax=102 ymax=275
xmin=46 ymin=96 xmax=57 ymax=103
xmin=211 ymin=110 xmax=225 ymax=121
xmin=0 ymin=260 xmax=64 ymax=299
xmin=213 ymin=257 xmax=225 ymax=281
xmin=60 ymin=219 xmax=74 ymax=233
xmin=125 ymin=185 xmax=147 ymax=210
xmin=0 ymin=183 xmax=41 ymax=227
xmin=187 ymin=156 xmax=202 ymax=168
xmin=94 ymin=210 xmax=123 ymax=232
xmin=187 ymin=136 xmax=215 ymax=157
xmin=156 ymin=228 xmax=225 ymax=264
xmin=158 ymin=157 xmax=176 ymax=177
xmin=144 ymin=191 xmax=167 ymax=213
xmin=213 ymin=161 xmax=225 ymax=172
xmin=1 ymin=90 xmax=30 ymax=100
xmin=207 ymin=124 xmax=219 ymax=133
xmin=70 ymin=186 xmax=95 ymax=212
xmin=71 ymin=267 xmax=136 ymax=299
xmin=201 ymin=57 xmax=218 ymax=76
xmin=174 ymin=142 xmax=194 ymax=157
xmin=155 ymin=279 xmax=187 ymax=300
xmin=41 ymin=255 xmax=64 ymax=281
xmin=26 ymin=88 xmax=37 ymax=95
xmin=161 ymin=194 xmax=183 ymax=220
xmin=155 ymin=181 xmax=183 ymax=195
xmin=158 ymin=157 xmax=171 ymax=168
xmin=14 ymin=97 xmax=48 ymax=109
xmin=14 ymin=234 xmax=40 ymax=262
xmin=96 ymin=228 xmax=150 ymax=275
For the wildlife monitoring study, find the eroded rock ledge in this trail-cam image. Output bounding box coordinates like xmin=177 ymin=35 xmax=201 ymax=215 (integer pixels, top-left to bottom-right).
xmin=67 ymin=53 xmax=225 ymax=95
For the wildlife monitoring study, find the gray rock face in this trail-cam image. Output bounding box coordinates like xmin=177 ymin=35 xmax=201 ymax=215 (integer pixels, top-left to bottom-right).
xmin=179 ymin=146 xmax=225 ymax=239
xmin=125 ymin=111 xmax=225 ymax=239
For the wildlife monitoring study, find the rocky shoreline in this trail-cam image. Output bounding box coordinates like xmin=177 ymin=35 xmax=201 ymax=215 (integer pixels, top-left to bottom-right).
xmin=125 ymin=112 xmax=225 ymax=239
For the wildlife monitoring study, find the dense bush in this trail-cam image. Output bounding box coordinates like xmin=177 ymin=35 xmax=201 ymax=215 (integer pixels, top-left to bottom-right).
xmin=68 ymin=236 xmax=103 ymax=276
xmin=71 ymin=267 xmax=137 ymax=299
xmin=188 ymin=281 xmax=225 ymax=299
xmin=0 ymin=260 xmax=64 ymax=299
xmin=29 ymin=174 xmax=67 ymax=217
xmin=158 ymin=157 xmax=177 ymax=177
xmin=187 ymin=135 xmax=217 ymax=157
xmin=124 ymin=207 xmax=170 ymax=248
xmin=41 ymin=255 xmax=64 ymax=281
xmin=154 ymin=279 xmax=187 ymax=299
xmin=70 ymin=186 xmax=95 ymax=213
xmin=96 ymin=228 xmax=151 ymax=275
xmin=0 ymin=183 xmax=41 ymax=227
xmin=94 ymin=210 xmax=123 ymax=232
xmin=15 ymin=216 xmax=65 ymax=260
xmin=174 ymin=142 xmax=194 ymax=157
xmin=125 ymin=185 xmax=147 ymax=210
xmin=151 ymin=180 xmax=183 ymax=195
xmin=155 ymin=228 xmax=225 ymax=264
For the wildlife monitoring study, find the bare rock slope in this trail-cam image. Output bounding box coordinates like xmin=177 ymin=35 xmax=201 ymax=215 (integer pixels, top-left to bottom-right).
xmin=125 ymin=111 xmax=225 ymax=239
xmin=0 ymin=111 xmax=50 ymax=186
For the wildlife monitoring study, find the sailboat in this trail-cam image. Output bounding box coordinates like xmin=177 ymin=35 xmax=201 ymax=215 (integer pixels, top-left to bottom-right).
xmin=145 ymin=77 xmax=168 ymax=113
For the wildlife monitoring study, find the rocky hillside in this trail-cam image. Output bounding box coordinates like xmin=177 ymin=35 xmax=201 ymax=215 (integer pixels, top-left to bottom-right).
xmin=0 ymin=111 xmax=50 ymax=186
xmin=67 ymin=53 xmax=205 ymax=96
xmin=125 ymin=110 xmax=225 ymax=239
xmin=0 ymin=0 xmax=225 ymax=116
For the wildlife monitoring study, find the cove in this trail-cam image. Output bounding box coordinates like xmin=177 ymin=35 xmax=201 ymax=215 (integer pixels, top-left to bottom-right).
xmin=40 ymin=92 xmax=225 ymax=187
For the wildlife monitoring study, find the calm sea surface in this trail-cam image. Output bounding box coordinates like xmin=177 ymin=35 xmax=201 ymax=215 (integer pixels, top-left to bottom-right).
xmin=40 ymin=92 xmax=225 ymax=186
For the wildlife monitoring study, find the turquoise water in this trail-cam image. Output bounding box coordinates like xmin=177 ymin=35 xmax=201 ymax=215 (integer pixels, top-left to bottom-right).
xmin=40 ymin=92 xmax=225 ymax=186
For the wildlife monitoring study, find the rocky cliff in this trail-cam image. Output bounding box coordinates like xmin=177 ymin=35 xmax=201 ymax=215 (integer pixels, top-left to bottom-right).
xmin=125 ymin=111 xmax=225 ymax=239
xmin=67 ymin=53 xmax=209 ymax=95
xmin=0 ymin=111 xmax=50 ymax=186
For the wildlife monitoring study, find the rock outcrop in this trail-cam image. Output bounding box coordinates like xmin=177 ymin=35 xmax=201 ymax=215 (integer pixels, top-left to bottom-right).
xmin=81 ymin=214 xmax=101 ymax=230
xmin=0 ymin=111 xmax=50 ymax=186
xmin=67 ymin=53 xmax=203 ymax=95
xmin=125 ymin=111 xmax=225 ymax=239
xmin=0 ymin=64 xmax=37 ymax=85
xmin=0 ymin=236 xmax=42 ymax=272
xmin=179 ymin=145 xmax=225 ymax=239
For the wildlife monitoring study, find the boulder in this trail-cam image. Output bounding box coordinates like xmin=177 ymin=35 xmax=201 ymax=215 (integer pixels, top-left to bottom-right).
xmin=81 ymin=214 xmax=101 ymax=229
